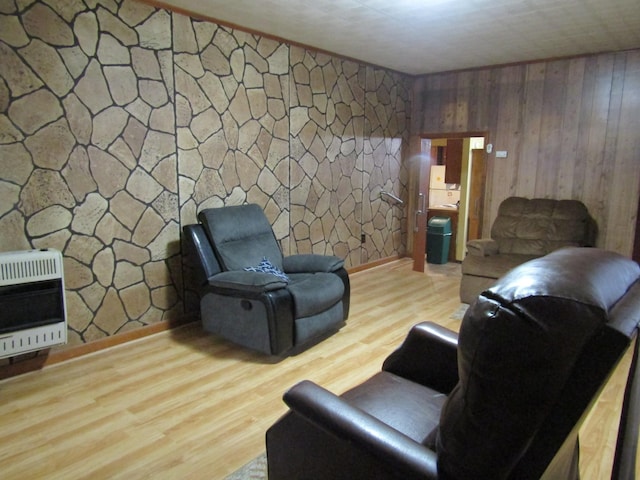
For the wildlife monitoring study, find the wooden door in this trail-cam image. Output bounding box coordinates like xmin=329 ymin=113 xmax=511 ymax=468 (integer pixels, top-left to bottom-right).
xmin=412 ymin=139 xmax=431 ymax=272
xmin=467 ymin=148 xmax=487 ymax=241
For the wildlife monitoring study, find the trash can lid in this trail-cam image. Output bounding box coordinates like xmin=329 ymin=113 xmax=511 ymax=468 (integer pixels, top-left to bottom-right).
xmin=427 ymin=216 xmax=452 ymax=234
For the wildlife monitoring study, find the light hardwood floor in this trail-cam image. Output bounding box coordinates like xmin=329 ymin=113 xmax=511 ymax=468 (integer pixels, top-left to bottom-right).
xmin=0 ymin=258 xmax=634 ymax=479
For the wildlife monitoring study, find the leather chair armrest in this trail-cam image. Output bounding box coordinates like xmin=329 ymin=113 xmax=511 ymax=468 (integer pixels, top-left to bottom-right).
xmin=466 ymin=238 xmax=499 ymax=257
xmin=382 ymin=322 xmax=459 ymax=394
xmin=283 ymin=380 xmax=439 ymax=480
xmin=207 ymin=271 xmax=288 ymax=293
xmin=283 ymin=254 xmax=344 ymax=273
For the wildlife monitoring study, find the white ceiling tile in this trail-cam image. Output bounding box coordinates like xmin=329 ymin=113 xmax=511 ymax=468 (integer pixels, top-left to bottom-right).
xmin=159 ymin=0 xmax=640 ymax=74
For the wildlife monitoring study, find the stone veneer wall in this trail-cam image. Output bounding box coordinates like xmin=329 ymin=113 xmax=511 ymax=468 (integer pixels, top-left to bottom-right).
xmin=0 ymin=0 xmax=411 ymax=353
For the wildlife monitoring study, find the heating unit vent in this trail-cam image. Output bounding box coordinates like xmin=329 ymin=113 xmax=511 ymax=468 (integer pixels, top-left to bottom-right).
xmin=0 ymin=252 xmax=62 ymax=284
xmin=0 ymin=249 xmax=67 ymax=359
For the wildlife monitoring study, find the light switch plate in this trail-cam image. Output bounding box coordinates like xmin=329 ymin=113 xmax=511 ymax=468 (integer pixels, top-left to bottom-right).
xmin=495 ymin=150 xmax=508 ymax=158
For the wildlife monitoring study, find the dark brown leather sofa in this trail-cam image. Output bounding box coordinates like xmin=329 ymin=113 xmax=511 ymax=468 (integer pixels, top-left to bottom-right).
xmin=266 ymin=247 xmax=640 ymax=479
xmin=460 ymin=197 xmax=597 ymax=304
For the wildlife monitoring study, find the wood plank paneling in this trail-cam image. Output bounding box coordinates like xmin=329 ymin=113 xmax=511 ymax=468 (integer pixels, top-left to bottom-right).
xmin=493 ymin=65 xmax=525 ymax=214
xmin=520 ymin=62 xmax=546 ymax=198
xmin=537 ymin=60 xmax=568 ymax=196
xmin=610 ymin=50 xmax=640 ymax=255
xmin=412 ymin=50 xmax=640 ymax=256
xmin=557 ymin=57 xmax=586 ymax=200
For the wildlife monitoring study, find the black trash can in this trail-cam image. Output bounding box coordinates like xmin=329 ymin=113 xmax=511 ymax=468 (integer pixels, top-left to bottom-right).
xmin=426 ymin=216 xmax=452 ymax=264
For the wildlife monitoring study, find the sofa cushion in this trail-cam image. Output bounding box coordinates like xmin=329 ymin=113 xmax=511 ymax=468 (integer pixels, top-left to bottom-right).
xmin=287 ymin=272 xmax=344 ymax=318
xmin=461 ymin=252 xmax=538 ymax=278
xmin=208 ymin=270 xmax=288 ymax=292
xmin=244 ymin=257 xmax=290 ymax=282
xmin=491 ymin=197 xmax=595 ymax=255
xmin=341 ymin=371 xmax=447 ymax=446
xmin=283 ymin=254 xmax=345 ymax=273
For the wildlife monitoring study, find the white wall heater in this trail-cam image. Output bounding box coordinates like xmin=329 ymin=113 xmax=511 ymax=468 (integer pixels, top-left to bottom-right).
xmin=0 ymin=249 xmax=67 ymax=359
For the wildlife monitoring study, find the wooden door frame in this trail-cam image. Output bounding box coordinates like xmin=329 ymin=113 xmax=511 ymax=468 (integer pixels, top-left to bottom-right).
xmin=634 ymin=192 xmax=640 ymax=262
xmin=467 ymin=148 xmax=487 ymax=241
xmin=409 ymin=137 xmax=431 ymax=272
xmin=410 ymin=131 xmax=489 ymax=271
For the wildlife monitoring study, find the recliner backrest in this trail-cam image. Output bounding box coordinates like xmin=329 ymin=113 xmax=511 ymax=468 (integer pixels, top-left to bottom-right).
xmin=198 ymin=204 xmax=284 ymax=271
xmin=437 ymin=247 xmax=640 ymax=479
xmin=183 ymin=224 xmax=223 ymax=287
xmin=491 ymin=197 xmax=597 ymax=256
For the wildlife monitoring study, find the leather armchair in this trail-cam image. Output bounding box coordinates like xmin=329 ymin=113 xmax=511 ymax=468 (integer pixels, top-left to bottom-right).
xmin=183 ymin=204 xmax=350 ymax=356
xmin=267 ymin=247 xmax=640 ymax=479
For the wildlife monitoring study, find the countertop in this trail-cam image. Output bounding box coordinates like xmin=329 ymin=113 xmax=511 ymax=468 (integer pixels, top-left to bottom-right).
xmin=428 ymin=205 xmax=459 ymax=213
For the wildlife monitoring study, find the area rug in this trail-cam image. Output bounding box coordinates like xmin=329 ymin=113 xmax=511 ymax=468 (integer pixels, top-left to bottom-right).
xmin=450 ymin=304 xmax=469 ymax=320
xmin=225 ymin=452 xmax=267 ymax=480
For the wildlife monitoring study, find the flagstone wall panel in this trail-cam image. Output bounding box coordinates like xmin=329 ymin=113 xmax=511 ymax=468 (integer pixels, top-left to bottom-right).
xmin=0 ymin=0 xmax=179 ymax=351
xmin=0 ymin=0 xmax=412 ymax=359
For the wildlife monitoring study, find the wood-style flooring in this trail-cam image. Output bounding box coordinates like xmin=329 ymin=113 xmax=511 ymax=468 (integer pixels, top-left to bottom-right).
xmin=0 ymin=258 xmax=634 ymax=478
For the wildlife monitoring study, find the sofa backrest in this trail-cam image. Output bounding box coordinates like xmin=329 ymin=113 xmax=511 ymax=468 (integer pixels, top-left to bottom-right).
xmin=198 ymin=204 xmax=284 ymax=271
xmin=437 ymin=247 xmax=640 ymax=479
xmin=491 ymin=197 xmax=597 ymax=256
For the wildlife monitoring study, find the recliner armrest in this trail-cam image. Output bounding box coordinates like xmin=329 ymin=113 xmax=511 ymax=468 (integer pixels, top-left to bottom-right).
xmin=382 ymin=322 xmax=459 ymax=394
xmin=207 ymin=270 xmax=288 ymax=293
xmin=282 ymin=380 xmax=439 ymax=480
xmin=283 ymin=254 xmax=344 ymax=273
xmin=466 ymin=238 xmax=499 ymax=257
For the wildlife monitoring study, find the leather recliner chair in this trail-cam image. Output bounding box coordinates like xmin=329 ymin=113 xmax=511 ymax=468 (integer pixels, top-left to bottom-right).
xmin=183 ymin=204 xmax=350 ymax=356
xmin=266 ymin=247 xmax=640 ymax=479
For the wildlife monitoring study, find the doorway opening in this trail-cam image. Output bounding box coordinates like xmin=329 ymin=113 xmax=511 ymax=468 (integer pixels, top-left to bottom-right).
xmin=410 ymin=133 xmax=488 ymax=272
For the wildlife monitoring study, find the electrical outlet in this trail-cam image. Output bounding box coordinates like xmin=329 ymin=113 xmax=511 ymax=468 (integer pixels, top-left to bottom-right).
xmin=361 ymin=234 xmax=366 ymax=244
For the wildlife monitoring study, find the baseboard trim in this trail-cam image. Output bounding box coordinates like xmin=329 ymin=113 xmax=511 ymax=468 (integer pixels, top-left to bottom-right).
xmin=347 ymin=255 xmax=402 ymax=274
xmin=1 ymin=257 xmax=402 ymax=381
xmin=0 ymin=314 xmax=197 ymax=381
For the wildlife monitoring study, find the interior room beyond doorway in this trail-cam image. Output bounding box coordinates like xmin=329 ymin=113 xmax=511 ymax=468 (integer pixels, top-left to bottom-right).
xmin=425 ymin=136 xmax=485 ymax=263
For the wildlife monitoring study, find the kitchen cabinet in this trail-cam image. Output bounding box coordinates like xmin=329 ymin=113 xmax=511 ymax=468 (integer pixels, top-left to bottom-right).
xmin=444 ymin=138 xmax=463 ymax=184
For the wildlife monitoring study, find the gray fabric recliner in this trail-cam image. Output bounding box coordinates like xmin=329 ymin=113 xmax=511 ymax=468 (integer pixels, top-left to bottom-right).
xmin=183 ymin=204 xmax=350 ymax=356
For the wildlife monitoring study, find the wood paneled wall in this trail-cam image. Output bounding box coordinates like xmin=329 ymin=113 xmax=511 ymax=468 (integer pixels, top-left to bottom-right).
xmin=412 ymin=50 xmax=640 ymax=256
